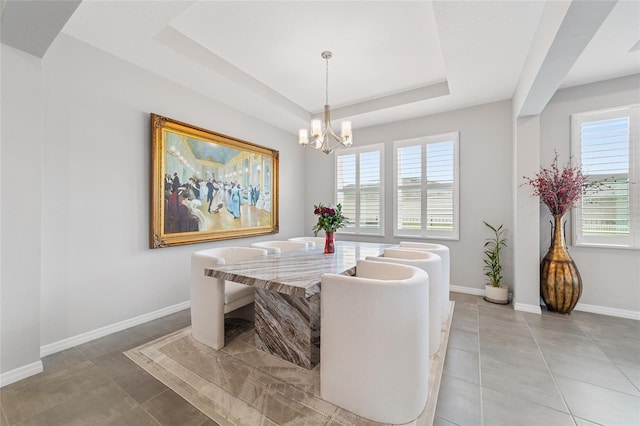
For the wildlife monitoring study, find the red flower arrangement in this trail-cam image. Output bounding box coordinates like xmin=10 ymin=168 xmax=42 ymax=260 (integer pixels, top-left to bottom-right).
xmin=312 ymin=203 xmax=349 ymax=235
xmin=522 ymin=151 xmax=603 ymax=215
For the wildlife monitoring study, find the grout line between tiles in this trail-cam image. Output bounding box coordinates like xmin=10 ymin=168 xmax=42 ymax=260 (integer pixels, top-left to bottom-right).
xmin=615 ymin=364 xmax=640 ymax=394
xmin=523 ymin=318 xmax=577 ymax=426
xmin=139 ymin=397 xmax=165 ymax=426
xmin=476 ymin=300 xmax=484 ymax=426
xmin=0 ymin=403 xmax=8 ymax=426
xmin=573 ymin=415 xmax=606 ymax=426
xmin=580 ymin=324 xmax=640 ymax=396
xmin=552 ymin=371 xmax=640 ymax=399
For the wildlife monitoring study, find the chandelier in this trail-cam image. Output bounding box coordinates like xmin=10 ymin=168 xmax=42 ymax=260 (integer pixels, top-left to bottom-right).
xmin=298 ymin=51 xmax=353 ymax=154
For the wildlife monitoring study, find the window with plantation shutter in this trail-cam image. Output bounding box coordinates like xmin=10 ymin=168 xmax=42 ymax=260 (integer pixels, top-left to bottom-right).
xmin=335 ymin=144 xmax=384 ymax=235
xmin=571 ymin=105 xmax=639 ymax=249
xmin=393 ymin=132 xmax=459 ymax=240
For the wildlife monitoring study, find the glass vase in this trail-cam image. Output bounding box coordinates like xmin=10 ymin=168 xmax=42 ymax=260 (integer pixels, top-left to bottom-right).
xmin=540 ymin=214 xmax=582 ymax=314
xmin=324 ymin=231 xmax=335 ymax=254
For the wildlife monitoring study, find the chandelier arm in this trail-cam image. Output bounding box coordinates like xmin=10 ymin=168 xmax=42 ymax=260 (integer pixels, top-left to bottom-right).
xmin=327 ymin=126 xmax=346 ymax=144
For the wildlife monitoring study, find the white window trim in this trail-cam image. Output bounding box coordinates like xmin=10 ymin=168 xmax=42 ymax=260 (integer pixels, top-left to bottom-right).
xmin=571 ymin=104 xmax=640 ymax=250
xmin=393 ymin=132 xmax=460 ymax=240
xmin=335 ymin=143 xmax=385 ymax=236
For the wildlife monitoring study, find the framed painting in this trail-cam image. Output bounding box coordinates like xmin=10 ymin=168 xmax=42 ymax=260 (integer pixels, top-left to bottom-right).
xmin=150 ymin=113 xmax=279 ymax=248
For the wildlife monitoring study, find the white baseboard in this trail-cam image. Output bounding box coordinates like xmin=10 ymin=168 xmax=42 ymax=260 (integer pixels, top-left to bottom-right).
xmin=450 ymin=285 xmax=484 ymax=296
xmin=0 ymin=361 xmax=43 ymax=388
xmin=450 ymin=285 xmax=515 ymax=300
xmin=574 ymin=303 xmax=640 ymax=321
xmin=450 ymin=286 xmax=638 ymax=320
xmin=451 ymin=286 xmax=541 ymax=314
xmin=513 ymin=303 xmax=542 ymax=314
xmin=40 ymin=301 xmax=191 ymax=357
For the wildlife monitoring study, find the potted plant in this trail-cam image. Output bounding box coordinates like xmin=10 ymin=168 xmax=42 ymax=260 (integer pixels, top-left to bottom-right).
xmin=483 ymin=221 xmax=509 ymax=304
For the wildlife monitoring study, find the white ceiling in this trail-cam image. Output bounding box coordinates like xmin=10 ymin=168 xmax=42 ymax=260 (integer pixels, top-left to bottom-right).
xmin=56 ymin=1 xmax=640 ymax=133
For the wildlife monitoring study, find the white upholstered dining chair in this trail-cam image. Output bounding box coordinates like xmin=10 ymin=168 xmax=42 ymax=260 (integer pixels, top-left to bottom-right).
xmin=250 ymin=240 xmax=309 ymax=254
xmin=321 ymin=259 xmax=429 ymax=424
xmin=397 ymin=241 xmax=451 ymax=323
xmin=366 ymin=247 xmax=443 ymax=356
xmin=287 ymin=236 xmax=326 ymax=248
xmin=190 ymin=246 xmax=267 ymax=350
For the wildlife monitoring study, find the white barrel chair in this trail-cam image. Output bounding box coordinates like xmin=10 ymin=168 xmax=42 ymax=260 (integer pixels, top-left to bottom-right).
xmin=250 ymin=240 xmax=309 ymax=254
xmin=288 ymin=236 xmax=326 ymax=248
xmin=398 ymin=242 xmax=450 ymax=324
xmin=191 ymin=247 xmax=267 ymax=350
xmin=366 ymin=248 xmax=442 ymax=356
xmin=321 ymin=260 xmax=429 ymax=424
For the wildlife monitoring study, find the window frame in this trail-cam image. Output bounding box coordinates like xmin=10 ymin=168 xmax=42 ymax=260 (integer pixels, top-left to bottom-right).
xmin=392 ymin=132 xmax=460 ymax=240
xmin=571 ymin=104 xmax=639 ymax=250
xmin=334 ymin=143 xmax=385 ymax=236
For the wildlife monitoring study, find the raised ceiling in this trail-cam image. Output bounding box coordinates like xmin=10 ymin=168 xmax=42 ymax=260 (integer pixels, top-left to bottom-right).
xmin=7 ymin=1 xmax=640 ymax=133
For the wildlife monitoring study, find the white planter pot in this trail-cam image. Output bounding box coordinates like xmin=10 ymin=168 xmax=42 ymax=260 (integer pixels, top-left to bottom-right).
xmin=485 ymin=284 xmax=509 ymax=304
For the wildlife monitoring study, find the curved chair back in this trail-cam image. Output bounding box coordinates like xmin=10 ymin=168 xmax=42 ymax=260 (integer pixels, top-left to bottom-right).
xmin=288 ymin=236 xmax=326 ymax=248
xmin=397 ymin=242 xmax=450 ymax=323
xmin=192 ymin=246 xmax=268 ymax=266
xmin=366 ymin=248 xmax=442 ymax=355
xmin=321 ymin=260 xmax=429 ymax=424
xmin=191 ymin=247 xmax=267 ymax=350
xmin=250 ymin=240 xmax=308 ymax=254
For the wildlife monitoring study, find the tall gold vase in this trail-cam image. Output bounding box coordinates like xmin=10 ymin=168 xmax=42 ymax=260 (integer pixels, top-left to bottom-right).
xmin=540 ymin=214 xmax=582 ymax=314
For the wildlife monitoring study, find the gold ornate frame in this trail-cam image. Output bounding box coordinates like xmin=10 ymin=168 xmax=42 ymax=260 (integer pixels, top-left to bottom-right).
xmin=150 ymin=113 xmax=279 ymax=248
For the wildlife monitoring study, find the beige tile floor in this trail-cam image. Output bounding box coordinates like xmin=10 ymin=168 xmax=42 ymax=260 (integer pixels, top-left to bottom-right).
xmin=1 ymin=292 xmax=639 ymax=425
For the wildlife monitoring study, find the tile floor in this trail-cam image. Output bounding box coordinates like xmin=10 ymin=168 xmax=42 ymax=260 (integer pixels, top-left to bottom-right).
xmin=435 ymin=293 xmax=640 ymax=426
xmin=1 ymin=292 xmax=639 ymax=425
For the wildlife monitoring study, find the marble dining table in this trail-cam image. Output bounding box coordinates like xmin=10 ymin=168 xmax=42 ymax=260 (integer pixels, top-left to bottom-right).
xmin=204 ymin=240 xmax=390 ymax=369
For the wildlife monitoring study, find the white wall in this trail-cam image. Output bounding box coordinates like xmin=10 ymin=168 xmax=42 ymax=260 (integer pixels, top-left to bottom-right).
xmin=37 ymin=34 xmax=305 ymax=348
xmin=305 ymin=100 xmax=514 ymax=291
xmin=1 ymin=45 xmax=43 ymax=375
xmin=540 ymin=74 xmax=640 ymax=313
xmin=4 ymin=28 xmax=636 ymax=383
xmin=512 ymin=115 xmax=542 ymax=313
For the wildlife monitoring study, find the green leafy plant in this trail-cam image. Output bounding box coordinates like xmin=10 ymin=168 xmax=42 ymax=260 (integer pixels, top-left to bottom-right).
xmin=312 ymin=203 xmax=349 ymax=235
xmin=483 ymin=222 xmax=507 ymax=287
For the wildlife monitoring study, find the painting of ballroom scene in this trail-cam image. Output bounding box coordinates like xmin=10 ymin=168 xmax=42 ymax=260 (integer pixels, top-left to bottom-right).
xmin=163 ymin=131 xmax=274 ymax=235
xmin=150 ymin=114 xmax=278 ymax=248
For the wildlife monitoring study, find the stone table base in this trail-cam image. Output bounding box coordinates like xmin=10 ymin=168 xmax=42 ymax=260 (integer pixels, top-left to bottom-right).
xmin=254 ymin=289 xmax=320 ymax=369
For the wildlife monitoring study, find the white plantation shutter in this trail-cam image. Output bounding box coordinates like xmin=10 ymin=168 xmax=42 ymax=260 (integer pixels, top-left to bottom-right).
xmin=335 ymin=144 xmax=384 ymax=235
xmin=359 ymin=150 xmax=382 ymax=230
xmin=396 ymin=145 xmax=422 ymax=231
xmin=336 ymin=153 xmax=356 ymax=226
xmin=572 ymin=105 xmax=639 ymax=248
xmin=394 ymin=132 xmax=459 ymax=240
xmin=426 ymin=141 xmax=455 ymax=231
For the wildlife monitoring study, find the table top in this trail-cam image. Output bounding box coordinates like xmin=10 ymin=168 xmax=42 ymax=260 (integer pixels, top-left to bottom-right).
xmin=204 ymin=241 xmax=390 ymax=298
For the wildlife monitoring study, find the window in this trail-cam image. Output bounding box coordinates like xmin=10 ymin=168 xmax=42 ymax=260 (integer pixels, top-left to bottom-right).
xmin=571 ymin=105 xmax=639 ymax=249
xmin=335 ymin=144 xmax=384 ymax=235
xmin=393 ymin=132 xmax=459 ymax=240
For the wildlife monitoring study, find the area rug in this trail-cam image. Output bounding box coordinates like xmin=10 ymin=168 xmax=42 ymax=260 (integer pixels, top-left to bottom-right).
xmin=125 ymin=302 xmax=454 ymax=426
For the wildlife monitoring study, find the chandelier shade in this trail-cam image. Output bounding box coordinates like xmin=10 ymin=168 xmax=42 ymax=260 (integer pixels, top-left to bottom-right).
xmin=298 ymin=51 xmax=353 ymax=154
